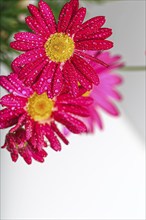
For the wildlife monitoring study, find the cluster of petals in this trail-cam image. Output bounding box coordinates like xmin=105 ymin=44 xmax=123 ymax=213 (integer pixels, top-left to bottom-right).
xmin=0 ymin=73 xmax=93 ymax=163
xmin=10 ymin=0 xmax=113 ymax=98
xmin=84 ymin=52 xmax=123 ymax=132
xmin=1 ymin=128 xmax=48 ymax=165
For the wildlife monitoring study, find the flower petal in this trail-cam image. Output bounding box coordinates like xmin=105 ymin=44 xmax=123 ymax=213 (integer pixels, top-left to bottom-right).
xmin=45 ymin=124 xmax=62 ymax=151
xmin=33 ymin=62 xmax=56 ymax=98
xmin=69 ymin=0 xmax=79 ymax=16
xmin=0 ymin=94 xmax=27 ymax=108
xmin=25 ymin=118 xmax=34 ymax=140
xmin=63 ymin=61 xmax=79 ymax=97
xmin=75 ymin=28 xmax=112 ymax=41
xmin=52 ymin=65 xmax=63 ymax=97
xmin=58 ymin=3 xmax=73 ymax=33
xmin=25 ymin=16 xmax=48 ymax=39
xmin=66 ymin=7 xmax=86 ymax=35
xmin=10 ymin=41 xmax=43 ymax=51
xmin=22 ymin=58 xmax=49 ymax=86
xmin=28 ymin=4 xmax=50 ymax=33
xmin=72 ymin=54 xmax=99 ymax=85
xmin=39 ymin=0 xmax=56 ymax=34
xmin=57 ymin=95 xmax=93 ymax=106
xmin=11 ymin=48 xmax=46 ymax=73
xmin=14 ymin=32 xmax=44 ymax=43
xmin=51 ymin=122 xmax=69 ymax=145
xmin=58 ymin=104 xmax=90 ymax=117
xmin=75 ymin=39 xmax=113 ymax=50
xmin=53 ymin=112 xmax=87 ymax=134
xmin=0 ymin=108 xmax=24 ymax=129
xmin=75 ymin=16 xmax=105 ymax=37
xmin=10 ymin=113 xmax=26 ymax=133
xmin=0 ymin=74 xmax=33 ymax=98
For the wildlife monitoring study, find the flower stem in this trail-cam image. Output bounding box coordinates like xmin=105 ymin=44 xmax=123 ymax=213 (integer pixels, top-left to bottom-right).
xmin=121 ymin=66 xmax=146 ymax=71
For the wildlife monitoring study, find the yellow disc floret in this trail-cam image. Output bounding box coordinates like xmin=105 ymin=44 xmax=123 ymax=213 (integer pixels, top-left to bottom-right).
xmin=27 ymin=92 xmax=54 ymax=122
xmin=44 ymin=33 xmax=75 ymax=63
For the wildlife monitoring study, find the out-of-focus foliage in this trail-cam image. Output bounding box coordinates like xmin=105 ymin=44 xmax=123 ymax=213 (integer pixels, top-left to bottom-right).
xmin=0 ymin=0 xmax=105 ymax=69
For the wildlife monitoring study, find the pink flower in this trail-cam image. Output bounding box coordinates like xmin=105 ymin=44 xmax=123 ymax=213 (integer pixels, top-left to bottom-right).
xmin=10 ymin=0 xmax=113 ymax=98
xmin=84 ymin=52 xmax=123 ymax=132
xmin=0 ymin=73 xmax=92 ymax=154
xmin=2 ymin=128 xmax=48 ymax=165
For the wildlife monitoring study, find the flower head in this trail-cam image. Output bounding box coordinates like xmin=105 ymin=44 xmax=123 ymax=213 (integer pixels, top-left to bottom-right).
xmin=2 ymin=128 xmax=48 ymax=164
xmin=10 ymin=0 xmax=113 ymax=98
xmin=0 ymin=73 xmax=92 ymax=157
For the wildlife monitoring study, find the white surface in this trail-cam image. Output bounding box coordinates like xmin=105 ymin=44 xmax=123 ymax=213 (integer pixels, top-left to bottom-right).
xmin=0 ymin=0 xmax=145 ymax=219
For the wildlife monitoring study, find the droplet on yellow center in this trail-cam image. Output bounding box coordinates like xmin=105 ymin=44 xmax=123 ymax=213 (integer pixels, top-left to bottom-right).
xmin=44 ymin=33 xmax=75 ymax=63
xmin=27 ymin=92 xmax=54 ymax=122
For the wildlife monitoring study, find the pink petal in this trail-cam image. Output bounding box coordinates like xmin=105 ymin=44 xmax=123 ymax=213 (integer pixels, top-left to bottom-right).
xmin=95 ymin=96 xmax=120 ymax=116
xmin=101 ymin=74 xmax=123 ymax=85
xmin=25 ymin=118 xmax=34 ymax=140
xmin=72 ymin=54 xmax=99 ymax=85
xmin=18 ymin=55 xmax=47 ymax=80
xmin=0 ymin=108 xmax=24 ymax=129
xmin=52 ymin=65 xmax=63 ymax=97
xmin=75 ymin=28 xmax=112 ymax=41
xmin=66 ymin=7 xmax=86 ymax=35
xmin=58 ymin=3 xmax=73 ymax=33
xmin=25 ymin=16 xmax=47 ymax=39
xmin=10 ymin=41 xmax=43 ymax=51
xmin=0 ymin=74 xmax=33 ymax=98
xmin=14 ymin=32 xmax=44 ymax=42
xmin=45 ymin=124 xmax=61 ymax=151
xmin=39 ymin=0 xmax=56 ymax=34
xmin=53 ymin=112 xmax=87 ymax=134
xmin=28 ymin=4 xmax=51 ymax=34
xmin=51 ymin=122 xmax=69 ymax=145
xmin=57 ymin=96 xmax=93 ymax=106
xmin=75 ymin=16 xmax=105 ymax=37
xmin=75 ymin=39 xmax=113 ymax=50
xmin=11 ymin=48 xmax=46 ymax=73
xmin=33 ymin=62 xmax=56 ymax=98
xmin=10 ymin=114 xmax=26 ymax=133
xmin=0 ymin=94 xmax=27 ymax=108
xmin=69 ymin=0 xmax=79 ymax=16
xmin=63 ymin=61 xmax=79 ymax=97
xmin=58 ymin=104 xmax=90 ymax=117
xmin=23 ymin=58 xmax=49 ymax=86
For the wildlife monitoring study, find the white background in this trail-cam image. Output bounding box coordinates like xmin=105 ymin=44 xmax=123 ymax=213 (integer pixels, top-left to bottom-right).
xmin=0 ymin=0 xmax=145 ymax=219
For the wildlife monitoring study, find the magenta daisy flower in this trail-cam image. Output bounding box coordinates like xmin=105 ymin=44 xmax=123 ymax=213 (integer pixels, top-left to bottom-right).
xmin=10 ymin=0 xmax=113 ymax=98
xmin=0 ymin=73 xmax=93 ymax=155
xmin=84 ymin=52 xmax=124 ymax=132
xmin=2 ymin=128 xmax=48 ymax=164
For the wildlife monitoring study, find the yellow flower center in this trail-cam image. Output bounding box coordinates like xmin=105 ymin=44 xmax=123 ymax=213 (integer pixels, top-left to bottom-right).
xmin=44 ymin=33 xmax=75 ymax=63
xmin=27 ymin=92 xmax=54 ymax=122
xmin=82 ymin=91 xmax=91 ymax=97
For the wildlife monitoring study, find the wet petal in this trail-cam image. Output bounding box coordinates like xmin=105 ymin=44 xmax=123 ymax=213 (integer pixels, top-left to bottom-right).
xmin=72 ymin=54 xmax=99 ymax=85
xmin=39 ymin=0 xmax=56 ymax=33
xmin=51 ymin=122 xmax=69 ymax=145
xmin=66 ymin=7 xmax=86 ymax=35
xmin=52 ymin=65 xmax=63 ymax=97
xmin=11 ymin=48 xmax=46 ymax=73
xmin=14 ymin=32 xmax=44 ymax=43
xmin=0 ymin=94 xmax=27 ymax=108
xmin=63 ymin=61 xmax=79 ymax=97
xmin=10 ymin=41 xmax=43 ymax=51
xmin=45 ymin=124 xmax=62 ymax=151
xmin=58 ymin=3 xmax=73 ymax=33
xmin=75 ymin=28 xmax=112 ymax=41
xmin=75 ymin=39 xmax=113 ymax=50
xmin=53 ymin=112 xmax=87 ymax=134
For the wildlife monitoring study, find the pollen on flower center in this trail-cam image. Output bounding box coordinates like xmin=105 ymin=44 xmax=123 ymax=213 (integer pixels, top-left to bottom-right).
xmin=27 ymin=92 xmax=54 ymax=122
xmin=44 ymin=33 xmax=75 ymax=63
